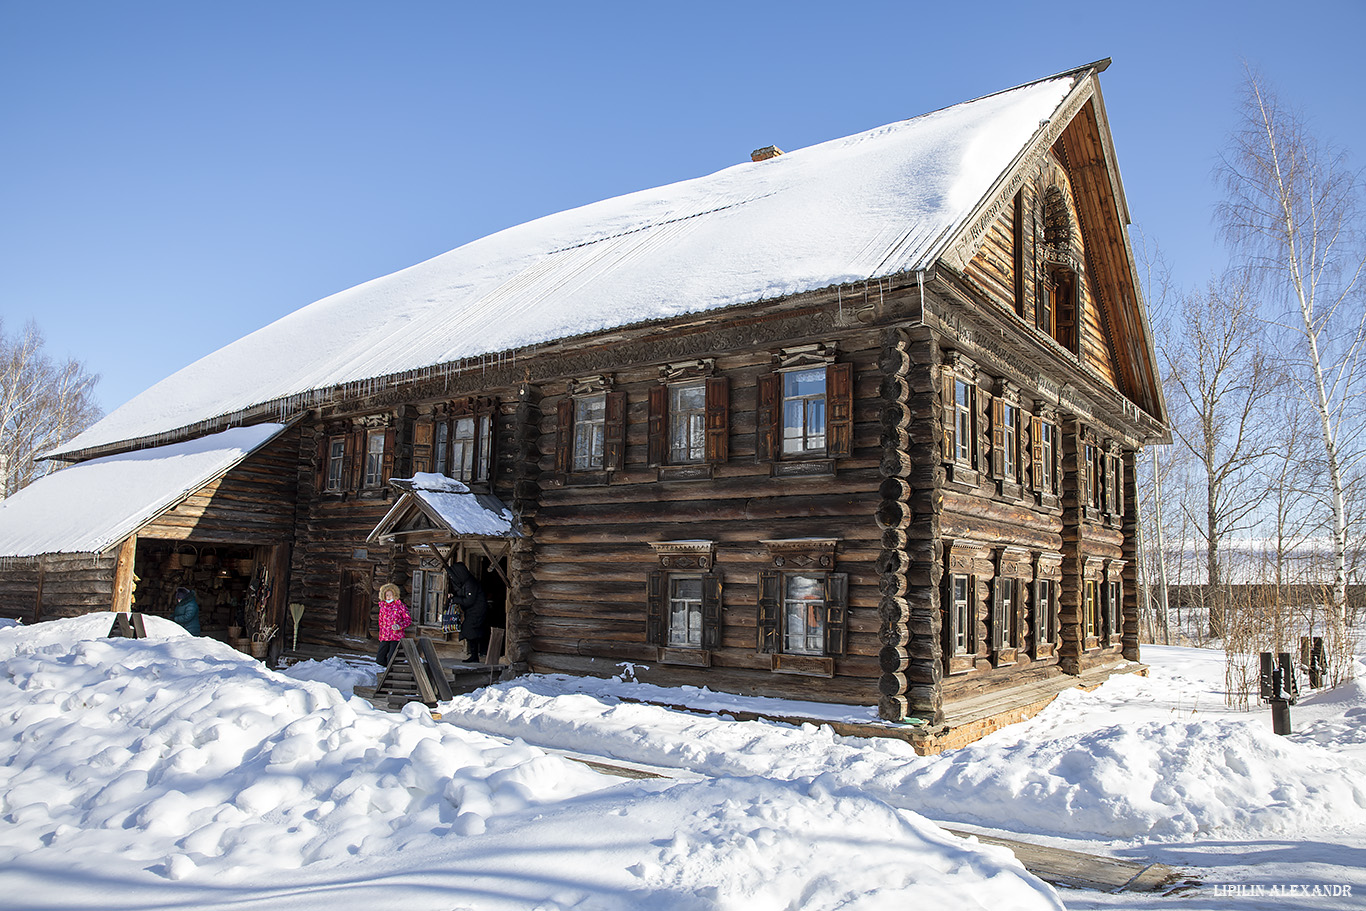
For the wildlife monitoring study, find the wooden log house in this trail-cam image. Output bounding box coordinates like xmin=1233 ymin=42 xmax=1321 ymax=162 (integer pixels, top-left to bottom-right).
xmin=0 ymin=60 xmax=1168 ymax=743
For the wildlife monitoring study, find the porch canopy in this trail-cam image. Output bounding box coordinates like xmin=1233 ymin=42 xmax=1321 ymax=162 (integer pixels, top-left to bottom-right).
xmin=0 ymin=424 xmax=287 ymax=562
xmin=367 ymin=473 xmax=519 ymax=546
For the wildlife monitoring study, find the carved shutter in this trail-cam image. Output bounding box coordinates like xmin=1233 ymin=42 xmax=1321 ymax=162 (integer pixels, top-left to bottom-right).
xmin=701 ymin=572 xmax=722 ymax=650
xmin=1113 ymin=578 xmax=1123 ymax=642
xmin=1032 ymin=579 xmax=1044 ymax=657
xmin=704 ymin=376 xmax=729 ymax=464
xmin=647 ymin=384 xmax=667 ymax=467
xmin=1053 ymin=428 xmax=1063 ymax=496
xmin=479 ymin=411 xmax=496 ymax=482
xmin=646 ymin=571 xmax=665 ymax=646
xmin=825 ymin=362 xmax=853 ymax=458
xmin=604 ymin=391 xmax=626 ymax=472
xmin=1030 ymin=415 xmax=1044 ymax=494
xmin=1080 ymin=441 xmax=1092 ymax=515
xmin=756 ymin=373 xmax=780 ymax=462
xmin=757 ymin=570 xmax=780 ymax=653
xmin=554 ymin=399 xmax=573 ymax=474
xmin=824 ymin=572 xmax=848 ymax=656
xmin=991 ymin=578 xmax=1006 ymax=652
xmin=381 ymin=427 xmax=397 ymax=484
xmin=991 ymin=396 xmax=1005 ymax=478
xmin=1113 ymin=454 xmax=1125 ymax=517
xmin=315 ymin=433 xmax=329 ymax=493
xmin=412 ymin=417 xmax=434 ymax=474
xmin=941 ymin=370 xmax=956 ymax=462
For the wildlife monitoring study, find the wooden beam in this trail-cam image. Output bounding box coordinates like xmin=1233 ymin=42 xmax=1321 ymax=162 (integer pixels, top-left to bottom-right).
xmin=110 ymin=535 xmax=137 ymax=613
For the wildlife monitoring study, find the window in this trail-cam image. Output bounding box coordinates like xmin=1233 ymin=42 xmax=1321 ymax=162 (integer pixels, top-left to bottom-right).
xmin=668 ymin=576 xmax=704 ymax=648
xmin=1084 ymin=579 xmax=1099 ymax=640
xmin=1085 ymin=442 xmax=1102 ymax=512
xmin=1107 ymin=451 xmax=1123 ymax=519
xmin=572 ymin=394 xmax=606 ymax=471
xmin=949 ymin=573 xmax=973 ymax=656
xmin=1043 ymin=267 xmax=1077 ymax=351
xmin=783 ymin=574 xmax=826 ymax=655
xmin=756 ymin=355 xmax=851 ymax=464
xmin=452 ymin=416 xmax=476 ymax=479
xmin=411 ymin=563 xmax=446 ymax=626
xmin=433 ymin=421 xmax=449 ymax=476
xmin=326 ymin=437 xmax=345 ymax=491
xmin=992 ymin=576 xmax=1018 ymax=654
xmin=756 ymin=541 xmax=846 ymax=660
xmin=1037 ymin=419 xmax=1057 ymax=494
xmin=364 ymin=430 xmax=386 ymax=488
xmin=782 ymin=368 xmax=827 ymax=455
xmin=1032 ymin=578 xmax=1056 ymax=657
xmin=954 ymin=379 xmax=974 ymax=465
xmin=669 ymin=381 xmax=706 ymax=463
xmin=646 ymin=545 xmax=720 ymax=656
xmin=1002 ymin=403 xmax=1018 ymax=481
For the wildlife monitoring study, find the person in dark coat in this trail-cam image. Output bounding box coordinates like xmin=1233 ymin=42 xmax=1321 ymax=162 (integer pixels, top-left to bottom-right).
xmin=446 ymin=561 xmax=488 ymax=662
xmin=171 ymin=586 xmax=201 ymax=636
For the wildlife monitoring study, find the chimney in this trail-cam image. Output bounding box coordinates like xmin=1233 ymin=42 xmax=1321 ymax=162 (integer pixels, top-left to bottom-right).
xmin=750 ymin=145 xmax=783 ymax=162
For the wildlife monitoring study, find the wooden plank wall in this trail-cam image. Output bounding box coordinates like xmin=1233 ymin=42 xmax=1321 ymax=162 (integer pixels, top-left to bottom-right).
xmin=139 ymin=427 xmax=301 ymax=544
xmin=526 ymin=330 xmax=886 ymax=706
xmin=0 ymin=561 xmax=43 ymax=621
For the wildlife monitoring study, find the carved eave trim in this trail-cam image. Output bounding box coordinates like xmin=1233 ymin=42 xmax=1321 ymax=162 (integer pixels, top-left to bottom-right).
xmin=774 ymin=343 xmax=836 ymax=370
xmin=659 ymin=358 xmax=715 ymax=381
xmin=568 ymin=374 xmax=613 ymax=396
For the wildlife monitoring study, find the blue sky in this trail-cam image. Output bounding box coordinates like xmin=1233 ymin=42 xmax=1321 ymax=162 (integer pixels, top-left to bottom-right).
xmin=3 ymin=1 xmax=1364 ymax=414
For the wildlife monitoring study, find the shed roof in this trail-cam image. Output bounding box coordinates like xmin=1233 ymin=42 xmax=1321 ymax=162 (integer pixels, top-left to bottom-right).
xmin=368 ymin=474 xmax=519 ymax=542
xmin=0 ymin=424 xmax=286 ymax=560
xmin=53 ymin=66 xmax=1105 ymax=460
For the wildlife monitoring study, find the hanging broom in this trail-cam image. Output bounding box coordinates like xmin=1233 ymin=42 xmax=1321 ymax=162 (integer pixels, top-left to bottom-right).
xmin=289 ymin=602 xmax=306 ymax=651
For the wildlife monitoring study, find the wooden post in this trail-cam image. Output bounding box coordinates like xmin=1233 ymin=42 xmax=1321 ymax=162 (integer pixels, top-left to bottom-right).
xmin=110 ymin=535 xmax=137 ymax=613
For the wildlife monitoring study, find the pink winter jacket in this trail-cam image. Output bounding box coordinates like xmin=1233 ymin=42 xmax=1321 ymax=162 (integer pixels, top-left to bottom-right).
xmin=377 ymin=598 xmax=412 ymax=642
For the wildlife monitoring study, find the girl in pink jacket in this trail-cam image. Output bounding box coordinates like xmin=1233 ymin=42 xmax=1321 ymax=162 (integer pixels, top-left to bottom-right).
xmin=375 ymin=582 xmax=412 ymax=667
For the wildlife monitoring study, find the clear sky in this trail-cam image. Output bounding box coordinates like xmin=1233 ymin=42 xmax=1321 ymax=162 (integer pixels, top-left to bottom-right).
xmin=3 ymin=1 xmax=1364 ymax=415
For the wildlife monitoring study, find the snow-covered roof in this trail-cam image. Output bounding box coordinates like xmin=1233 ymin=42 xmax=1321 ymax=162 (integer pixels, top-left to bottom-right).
xmin=369 ymin=473 xmax=519 ymax=541
xmin=54 ymin=70 xmax=1087 ymax=459
xmin=0 ymin=424 xmax=286 ymax=560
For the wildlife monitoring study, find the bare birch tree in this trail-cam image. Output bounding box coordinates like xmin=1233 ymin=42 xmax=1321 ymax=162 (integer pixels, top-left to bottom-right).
xmin=1218 ymin=70 xmax=1366 ymax=682
xmin=1161 ymin=278 xmax=1275 ymax=637
xmin=0 ymin=320 xmax=102 ymax=497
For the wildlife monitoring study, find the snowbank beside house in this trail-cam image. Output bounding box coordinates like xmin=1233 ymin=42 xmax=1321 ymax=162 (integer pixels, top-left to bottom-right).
xmin=442 ymin=646 xmax=1366 ymax=843
xmin=0 ymin=617 xmax=1060 ymax=911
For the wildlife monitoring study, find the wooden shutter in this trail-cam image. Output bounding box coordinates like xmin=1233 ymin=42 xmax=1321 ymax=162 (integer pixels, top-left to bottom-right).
xmin=1053 ymin=428 xmax=1063 ymax=496
xmin=941 ymin=370 xmax=956 ymax=461
xmin=824 ymin=572 xmax=848 ymax=656
xmin=478 ymin=410 xmax=497 ymax=482
xmin=647 ymin=384 xmax=667 ymax=467
xmin=991 ymin=396 xmax=1005 ymax=478
xmin=381 ymin=427 xmax=397 ymax=484
xmin=705 ymin=376 xmax=730 ymax=464
xmin=757 ymin=570 xmax=780 ymax=653
xmin=1030 ymin=416 xmax=1044 ymax=494
xmin=554 ymin=399 xmax=573 ymax=474
xmin=315 ymin=433 xmax=329 ymax=493
xmin=604 ymin=391 xmax=626 ymax=471
xmin=825 ymin=362 xmax=853 ymax=458
xmin=1032 ymin=579 xmax=1044 ymax=656
xmin=646 ymin=571 xmax=665 ymax=646
xmin=1081 ymin=442 xmax=1092 ymax=514
xmin=756 ymin=373 xmax=780 ymax=462
xmin=701 ymin=572 xmax=722 ymax=650
xmin=1113 ymin=454 xmax=1125 ymax=517
xmin=991 ymin=578 xmax=1006 ymax=652
xmin=344 ymin=429 xmax=364 ymax=491
xmin=412 ymin=417 xmax=434 ymax=474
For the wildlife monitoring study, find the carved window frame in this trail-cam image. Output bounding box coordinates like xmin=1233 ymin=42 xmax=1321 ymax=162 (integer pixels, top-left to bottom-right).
xmin=757 ymin=538 xmax=845 ymax=676
xmin=991 ymin=380 xmax=1025 ymax=499
xmin=647 ymin=541 xmax=720 ymax=666
xmin=756 ymin=345 xmax=852 ymax=478
xmin=943 ymin=539 xmax=990 ymax=675
xmin=941 ymin=352 xmax=980 ymax=487
xmin=1030 ymin=405 xmax=1062 ymax=507
xmin=1032 ymin=553 xmax=1063 ymax=659
xmin=991 ymin=547 xmax=1033 ymax=666
xmin=555 ymin=375 xmax=625 ymax=484
xmin=648 ymin=359 xmax=729 ymax=481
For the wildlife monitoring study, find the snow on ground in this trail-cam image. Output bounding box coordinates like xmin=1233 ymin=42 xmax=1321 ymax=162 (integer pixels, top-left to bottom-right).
xmin=0 ymin=614 xmax=1059 ymax=911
